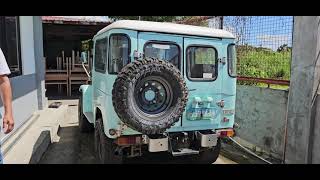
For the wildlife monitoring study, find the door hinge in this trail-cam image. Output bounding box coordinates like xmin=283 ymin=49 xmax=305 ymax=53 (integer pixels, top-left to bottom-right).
xmin=217 ymin=100 xmax=225 ymax=108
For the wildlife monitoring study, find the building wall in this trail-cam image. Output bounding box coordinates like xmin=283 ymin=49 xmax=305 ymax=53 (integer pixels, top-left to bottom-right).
xmin=235 ymin=85 xmax=288 ymax=159
xmin=0 ymin=16 xmax=44 ymax=143
xmin=20 ymin=16 xmax=36 ymax=75
xmin=285 ymin=16 xmax=320 ymax=164
xmin=0 ymin=75 xmax=38 ymax=141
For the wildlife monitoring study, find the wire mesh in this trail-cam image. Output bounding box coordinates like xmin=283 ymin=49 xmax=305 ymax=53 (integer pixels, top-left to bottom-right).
xmin=223 ymin=16 xmax=293 ymax=82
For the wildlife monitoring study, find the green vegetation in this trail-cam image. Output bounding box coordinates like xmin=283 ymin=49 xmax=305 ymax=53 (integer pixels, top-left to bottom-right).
xmin=257 ymin=83 xmax=289 ymax=90
xmin=81 ymin=39 xmax=92 ymax=51
xmin=236 ymin=44 xmax=291 ymax=88
xmin=195 ymin=47 xmax=215 ymax=64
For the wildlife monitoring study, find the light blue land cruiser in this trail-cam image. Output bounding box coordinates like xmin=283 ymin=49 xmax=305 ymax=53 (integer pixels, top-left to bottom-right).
xmin=79 ymin=20 xmax=237 ymax=164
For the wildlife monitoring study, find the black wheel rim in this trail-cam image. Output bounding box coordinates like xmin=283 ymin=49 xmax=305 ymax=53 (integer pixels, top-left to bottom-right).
xmin=134 ymin=76 xmax=173 ymax=116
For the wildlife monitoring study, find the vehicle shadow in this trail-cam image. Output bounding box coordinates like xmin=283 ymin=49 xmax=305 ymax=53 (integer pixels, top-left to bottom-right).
xmin=125 ymin=152 xmax=190 ymax=164
xmin=38 ymin=125 xmax=95 ymax=164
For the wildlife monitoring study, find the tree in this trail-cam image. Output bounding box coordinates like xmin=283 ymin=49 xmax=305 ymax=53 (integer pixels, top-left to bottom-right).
xmin=277 ymin=44 xmax=291 ymax=52
xmin=108 ymin=16 xmax=187 ymax=22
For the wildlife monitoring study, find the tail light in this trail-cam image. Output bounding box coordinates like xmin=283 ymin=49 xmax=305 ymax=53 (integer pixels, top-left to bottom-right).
xmin=217 ymin=129 xmax=234 ymax=137
xmin=115 ymin=136 xmax=142 ymax=146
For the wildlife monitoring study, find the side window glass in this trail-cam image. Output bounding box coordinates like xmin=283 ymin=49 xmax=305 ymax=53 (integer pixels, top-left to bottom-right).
xmin=108 ymin=34 xmax=130 ymax=74
xmin=94 ymin=38 xmax=107 ymax=72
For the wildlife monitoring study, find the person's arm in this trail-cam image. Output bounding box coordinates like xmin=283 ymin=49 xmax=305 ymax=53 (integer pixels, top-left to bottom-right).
xmin=0 ymin=75 xmax=14 ymax=134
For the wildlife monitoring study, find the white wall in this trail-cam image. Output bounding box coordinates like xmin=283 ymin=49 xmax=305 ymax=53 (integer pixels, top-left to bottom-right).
xmin=0 ymin=16 xmax=39 ymax=143
xmin=19 ymin=16 xmax=36 ymax=75
xmin=0 ymin=74 xmax=38 ymax=143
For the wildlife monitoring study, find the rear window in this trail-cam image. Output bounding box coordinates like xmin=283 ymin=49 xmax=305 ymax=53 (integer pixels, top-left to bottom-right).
xmin=144 ymin=42 xmax=180 ymax=69
xmin=187 ymin=46 xmax=218 ymax=81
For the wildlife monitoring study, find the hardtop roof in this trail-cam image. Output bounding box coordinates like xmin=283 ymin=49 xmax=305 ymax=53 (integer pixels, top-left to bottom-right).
xmin=95 ymin=20 xmax=235 ymax=39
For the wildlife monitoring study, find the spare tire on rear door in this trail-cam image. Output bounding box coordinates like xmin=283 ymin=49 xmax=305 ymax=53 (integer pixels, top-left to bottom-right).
xmin=112 ymin=58 xmax=188 ymax=134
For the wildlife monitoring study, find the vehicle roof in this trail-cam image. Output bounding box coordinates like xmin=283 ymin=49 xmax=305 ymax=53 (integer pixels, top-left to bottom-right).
xmin=95 ymin=20 xmax=235 ymax=39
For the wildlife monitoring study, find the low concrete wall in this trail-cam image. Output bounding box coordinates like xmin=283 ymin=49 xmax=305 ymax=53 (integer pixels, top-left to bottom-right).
xmin=235 ymin=85 xmax=288 ymax=159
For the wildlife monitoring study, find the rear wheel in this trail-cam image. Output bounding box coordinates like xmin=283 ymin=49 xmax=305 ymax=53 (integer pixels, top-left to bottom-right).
xmin=78 ymin=95 xmax=93 ymax=133
xmin=94 ymin=118 xmax=124 ymax=164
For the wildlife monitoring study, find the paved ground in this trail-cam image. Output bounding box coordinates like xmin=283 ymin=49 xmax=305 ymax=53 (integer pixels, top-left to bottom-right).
xmin=39 ymin=99 xmax=236 ymax=164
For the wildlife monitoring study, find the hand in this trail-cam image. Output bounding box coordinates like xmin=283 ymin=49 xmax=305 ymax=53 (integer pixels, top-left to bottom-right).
xmin=3 ymin=114 xmax=14 ymax=134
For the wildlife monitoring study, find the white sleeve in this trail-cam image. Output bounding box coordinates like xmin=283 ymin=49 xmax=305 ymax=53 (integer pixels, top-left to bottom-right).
xmin=0 ymin=48 xmax=11 ymax=75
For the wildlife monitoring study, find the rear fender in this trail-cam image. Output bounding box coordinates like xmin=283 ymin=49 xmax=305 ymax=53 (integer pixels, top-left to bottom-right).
xmin=79 ymin=85 xmax=94 ymax=123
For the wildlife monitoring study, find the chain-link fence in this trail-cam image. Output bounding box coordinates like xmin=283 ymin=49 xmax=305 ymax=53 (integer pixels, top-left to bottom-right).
xmin=222 ymin=16 xmax=293 ymax=84
xmin=178 ymin=16 xmax=293 ymax=85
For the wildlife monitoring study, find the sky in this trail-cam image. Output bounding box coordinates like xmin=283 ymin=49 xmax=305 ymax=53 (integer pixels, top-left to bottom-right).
xmin=223 ymin=16 xmax=293 ymax=51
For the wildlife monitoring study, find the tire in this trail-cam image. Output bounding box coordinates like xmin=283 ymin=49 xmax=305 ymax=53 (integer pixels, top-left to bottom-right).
xmin=78 ymin=95 xmax=93 ymax=133
xmin=112 ymin=58 xmax=188 ymax=134
xmin=190 ymin=138 xmax=221 ymax=164
xmin=94 ymin=117 xmax=124 ymax=164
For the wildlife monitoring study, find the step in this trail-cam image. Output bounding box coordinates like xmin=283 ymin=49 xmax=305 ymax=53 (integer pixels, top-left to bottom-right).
xmin=171 ymin=148 xmax=199 ymax=157
xmin=2 ymin=105 xmax=68 ymax=164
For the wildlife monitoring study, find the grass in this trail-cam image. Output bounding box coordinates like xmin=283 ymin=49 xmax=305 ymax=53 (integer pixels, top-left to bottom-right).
xmin=256 ymin=83 xmax=289 ymax=90
xmin=236 ymin=46 xmax=291 ymax=90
